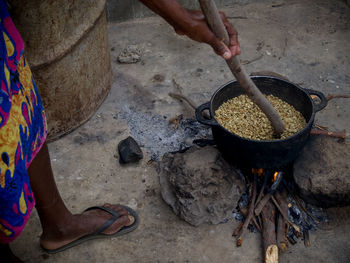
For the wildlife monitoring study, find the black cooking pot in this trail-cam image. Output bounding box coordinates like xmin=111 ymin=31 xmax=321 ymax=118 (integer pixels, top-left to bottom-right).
xmin=195 ymin=76 xmax=327 ymax=169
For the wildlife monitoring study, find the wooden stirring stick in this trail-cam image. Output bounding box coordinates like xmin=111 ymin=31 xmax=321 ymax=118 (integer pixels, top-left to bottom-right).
xmin=198 ymin=0 xmax=285 ymax=136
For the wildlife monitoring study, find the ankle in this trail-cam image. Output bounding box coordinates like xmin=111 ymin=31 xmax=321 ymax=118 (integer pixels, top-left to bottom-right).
xmin=40 ymin=212 xmax=74 ymax=240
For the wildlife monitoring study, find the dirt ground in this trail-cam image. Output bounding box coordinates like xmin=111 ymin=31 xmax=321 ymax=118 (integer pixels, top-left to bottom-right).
xmin=11 ymin=0 xmax=350 ymax=262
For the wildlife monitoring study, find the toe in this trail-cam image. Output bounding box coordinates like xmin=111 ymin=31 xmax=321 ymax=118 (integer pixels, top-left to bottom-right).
xmin=126 ymin=215 xmax=135 ymax=226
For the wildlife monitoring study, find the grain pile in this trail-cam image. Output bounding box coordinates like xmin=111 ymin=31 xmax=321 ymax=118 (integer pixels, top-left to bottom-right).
xmin=215 ymin=95 xmax=306 ymax=140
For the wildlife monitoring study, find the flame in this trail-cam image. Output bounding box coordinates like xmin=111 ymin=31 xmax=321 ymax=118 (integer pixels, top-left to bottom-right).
xmin=273 ymin=171 xmax=279 ymax=182
xmin=252 ymin=168 xmax=264 ymax=176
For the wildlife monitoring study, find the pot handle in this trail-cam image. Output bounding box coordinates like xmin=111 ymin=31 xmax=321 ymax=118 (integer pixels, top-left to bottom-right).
xmin=195 ymin=102 xmax=218 ymax=126
xmin=304 ymin=89 xmax=328 ymax=112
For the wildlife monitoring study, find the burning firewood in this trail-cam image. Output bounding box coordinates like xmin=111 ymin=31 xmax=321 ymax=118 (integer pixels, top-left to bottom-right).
xmin=271 ymin=195 xmax=301 ymax=234
xmin=233 ymin=174 xmax=258 ymax=246
xmin=261 ymin=200 xmax=279 ymax=263
xmin=275 ymin=189 xmax=290 ymax=252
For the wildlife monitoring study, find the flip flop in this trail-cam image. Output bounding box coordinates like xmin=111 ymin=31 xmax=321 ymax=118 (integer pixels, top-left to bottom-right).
xmin=41 ymin=205 xmax=139 ymax=254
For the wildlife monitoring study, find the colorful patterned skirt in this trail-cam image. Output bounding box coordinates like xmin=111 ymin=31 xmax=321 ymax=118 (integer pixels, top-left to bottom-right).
xmin=0 ymin=0 xmax=47 ymax=244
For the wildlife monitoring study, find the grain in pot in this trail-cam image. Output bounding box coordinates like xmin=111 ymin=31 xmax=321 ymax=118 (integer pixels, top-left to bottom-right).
xmin=214 ymin=94 xmax=306 ymax=140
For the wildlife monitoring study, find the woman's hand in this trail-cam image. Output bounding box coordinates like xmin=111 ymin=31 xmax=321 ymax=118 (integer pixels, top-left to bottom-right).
xmin=173 ymin=9 xmax=240 ymax=60
xmin=139 ymin=0 xmax=240 ymax=59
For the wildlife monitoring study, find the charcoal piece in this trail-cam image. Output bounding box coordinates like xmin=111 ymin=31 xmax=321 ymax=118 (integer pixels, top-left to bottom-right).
xmin=118 ymin=136 xmax=143 ymax=164
xmin=158 ymin=145 xmax=244 ymax=226
xmin=294 ymin=136 xmax=350 ymax=207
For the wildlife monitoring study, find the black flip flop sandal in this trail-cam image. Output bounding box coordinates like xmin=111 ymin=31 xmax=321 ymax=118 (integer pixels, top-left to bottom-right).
xmin=41 ymin=205 xmax=139 ymax=254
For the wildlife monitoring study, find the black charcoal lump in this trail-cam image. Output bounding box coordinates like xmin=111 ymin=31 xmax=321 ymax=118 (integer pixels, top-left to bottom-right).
xmin=118 ymin=136 xmax=143 ymax=164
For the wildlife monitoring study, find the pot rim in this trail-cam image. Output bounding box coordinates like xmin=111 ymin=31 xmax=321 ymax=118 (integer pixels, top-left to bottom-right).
xmin=209 ymin=75 xmax=316 ymax=143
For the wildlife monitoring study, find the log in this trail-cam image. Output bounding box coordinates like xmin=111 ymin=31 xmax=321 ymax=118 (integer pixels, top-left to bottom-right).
xmin=255 ymin=192 xmax=273 ymax=216
xmin=261 ymin=200 xmax=278 ymax=263
xmin=198 ymin=0 xmax=285 ymax=136
xmin=275 ymin=190 xmax=289 ymax=252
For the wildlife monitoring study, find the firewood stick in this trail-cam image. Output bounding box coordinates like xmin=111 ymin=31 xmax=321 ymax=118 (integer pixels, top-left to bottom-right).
xmin=257 ymin=214 xmax=263 ymax=231
xmin=326 ymin=94 xmax=350 ymax=101
xmin=255 ymin=174 xmax=268 ymax=207
xmin=169 ymin=92 xmax=198 ymax=110
xmin=310 ymin=129 xmax=347 ymax=139
xmin=168 ymin=91 xmax=211 ymax=119
xmin=255 ymin=192 xmax=273 ymax=216
xmin=261 ymin=200 xmax=279 ymax=263
xmin=275 ymin=191 xmax=289 ymax=252
xmin=271 ymin=195 xmax=301 ymax=234
xmin=303 ymin=229 xmax=311 ymax=247
xmin=235 ymin=174 xmax=258 ymax=246
xmin=232 ymin=222 xmax=243 ymax=237
xmin=239 ymin=206 xmax=262 ymax=233
xmin=294 ymin=196 xmax=320 ymax=226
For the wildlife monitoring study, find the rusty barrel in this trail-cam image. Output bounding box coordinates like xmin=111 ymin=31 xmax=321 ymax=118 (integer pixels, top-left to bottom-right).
xmin=11 ymin=0 xmax=112 ymax=141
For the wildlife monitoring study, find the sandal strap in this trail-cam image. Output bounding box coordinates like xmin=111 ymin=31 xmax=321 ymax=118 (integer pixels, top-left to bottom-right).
xmin=84 ymin=206 xmax=121 ymax=235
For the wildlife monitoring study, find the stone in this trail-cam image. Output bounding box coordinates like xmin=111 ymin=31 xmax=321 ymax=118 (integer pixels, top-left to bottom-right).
xmin=294 ymin=136 xmax=350 ymax=207
xmin=118 ymin=136 xmax=143 ymax=164
xmin=117 ymin=45 xmax=142 ymax=64
xmin=158 ymin=145 xmax=244 ymax=226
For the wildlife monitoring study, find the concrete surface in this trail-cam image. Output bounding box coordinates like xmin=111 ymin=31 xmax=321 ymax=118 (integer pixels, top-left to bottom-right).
xmin=106 ymin=0 xmax=273 ymax=22
xmin=11 ymin=0 xmax=350 ymax=262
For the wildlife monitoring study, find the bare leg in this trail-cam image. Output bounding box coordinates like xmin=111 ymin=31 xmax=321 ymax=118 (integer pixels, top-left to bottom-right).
xmin=28 ymin=143 xmax=134 ymax=250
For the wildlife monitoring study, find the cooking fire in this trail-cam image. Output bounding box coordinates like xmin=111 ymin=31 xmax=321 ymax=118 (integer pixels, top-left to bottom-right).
xmin=232 ymin=166 xmax=327 ymax=262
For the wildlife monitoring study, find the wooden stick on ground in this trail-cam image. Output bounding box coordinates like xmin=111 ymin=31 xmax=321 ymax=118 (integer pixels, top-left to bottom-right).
xmin=326 ymin=94 xmax=350 ymax=101
xmin=261 ymin=200 xmax=279 ymax=263
xmin=199 ymin=0 xmax=285 ymax=136
xmin=169 ymin=79 xmax=211 ymax=119
xmin=310 ymin=129 xmax=347 ymax=139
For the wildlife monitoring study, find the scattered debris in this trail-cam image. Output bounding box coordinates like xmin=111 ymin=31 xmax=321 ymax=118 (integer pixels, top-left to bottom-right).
xmin=118 ymin=136 xmax=143 ymax=164
xmin=118 ymin=45 xmax=142 ymax=64
xmin=169 ymin=114 xmax=183 ymax=129
xmin=152 ymin=74 xmax=165 ymax=82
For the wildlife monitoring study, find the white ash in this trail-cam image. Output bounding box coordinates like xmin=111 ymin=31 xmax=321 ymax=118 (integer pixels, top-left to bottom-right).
xmin=120 ymin=107 xmax=211 ymax=160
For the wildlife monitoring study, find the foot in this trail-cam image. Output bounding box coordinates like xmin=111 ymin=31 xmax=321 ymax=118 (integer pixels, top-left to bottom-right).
xmin=40 ymin=204 xmax=135 ymax=251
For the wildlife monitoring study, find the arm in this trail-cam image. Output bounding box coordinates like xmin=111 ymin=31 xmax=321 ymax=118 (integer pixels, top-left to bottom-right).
xmin=139 ymin=0 xmax=240 ymax=59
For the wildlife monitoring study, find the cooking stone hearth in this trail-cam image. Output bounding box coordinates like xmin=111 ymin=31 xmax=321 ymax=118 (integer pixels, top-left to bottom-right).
xmin=158 ymin=136 xmax=350 ymax=226
xmin=294 ymin=136 xmax=350 ymax=207
xmin=158 ymin=145 xmax=244 ymax=226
